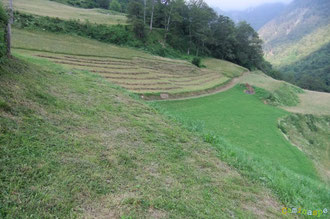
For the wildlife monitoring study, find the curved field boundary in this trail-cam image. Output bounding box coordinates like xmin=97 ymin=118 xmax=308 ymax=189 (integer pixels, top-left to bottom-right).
xmin=144 ymin=72 xmax=248 ymax=101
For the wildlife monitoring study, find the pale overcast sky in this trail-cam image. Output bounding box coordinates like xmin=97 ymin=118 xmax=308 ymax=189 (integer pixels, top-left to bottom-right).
xmin=205 ymin=0 xmax=293 ymax=11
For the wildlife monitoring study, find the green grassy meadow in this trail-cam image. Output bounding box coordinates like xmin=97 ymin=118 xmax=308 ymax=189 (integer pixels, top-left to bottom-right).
xmin=1 ymin=0 xmax=329 ymax=217
xmin=155 ymin=85 xmax=330 ymax=209
xmin=156 ymin=86 xmax=315 ymax=177
xmin=9 ymin=0 xmax=127 ymax=25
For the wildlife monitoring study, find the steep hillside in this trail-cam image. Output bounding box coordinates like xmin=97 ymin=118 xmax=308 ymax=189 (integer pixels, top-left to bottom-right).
xmin=12 ymin=29 xmax=246 ymax=99
xmin=260 ymin=0 xmax=330 ymax=52
xmin=259 ymin=0 xmax=330 ymax=92
xmin=0 ymin=56 xmax=283 ymax=218
xmin=218 ymin=3 xmax=286 ymax=31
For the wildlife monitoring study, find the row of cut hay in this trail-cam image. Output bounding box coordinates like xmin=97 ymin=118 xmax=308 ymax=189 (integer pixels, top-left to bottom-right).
xmin=35 ymin=54 xmax=219 ymax=80
xmin=104 ymin=75 xmax=160 ymax=80
xmin=33 ymin=52 xmax=228 ymax=94
xmin=52 ymin=60 xmax=136 ymax=69
xmin=133 ymin=57 xmax=189 ymax=66
xmin=110 ymin=75 xmax=226 ymax=92
xmin=123 ymin=86 xmax=182 ymax=91
xmin=63 ymin=55 xmax=132 ymax=63
xmin=91 ymin=70 xmax=150 ymax=75
xmin=164 ymin=72 xmax=219 ymax=80
xmin=113 ymin=82 xmax=171 ymax=86
xmin=36 ymin=55 xmax=134 ymax=66
xmin=174 ymin=75 xmax=224 ymax=86
xmin=141 ymin=65 xmax=197 ymax=74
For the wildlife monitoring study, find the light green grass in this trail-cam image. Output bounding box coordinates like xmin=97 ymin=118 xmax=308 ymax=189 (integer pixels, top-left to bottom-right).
xmin=12 ymin=28 xmax=152 ymax=59
xmin=0 ymin=56 xmax=284 ymax=218
xmin=156 ymin=86 xmax=315 ymax=177
xmin=203 ymin=58 xmax=248 ymax=78
xmin=9 ymin=0 xmax=127 ymax=25
xmin=155 ymin=85 xmax=330 ymax=209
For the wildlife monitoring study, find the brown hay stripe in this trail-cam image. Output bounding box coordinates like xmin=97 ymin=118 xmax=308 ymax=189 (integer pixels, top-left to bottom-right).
xmin=63 ymin=55 xmax=132 ymax=63
xmin=104 ymin=76 xmax=159 ymax=80
xmin=123 ymin=87 xmax=181 ymax=91
xmin=91 ymin=70 xmax=149 ymax=75
xmin=114 ymin=82 xmax=171 ymax=86
xmin=52 ymin=60 xmax=136 ymax=69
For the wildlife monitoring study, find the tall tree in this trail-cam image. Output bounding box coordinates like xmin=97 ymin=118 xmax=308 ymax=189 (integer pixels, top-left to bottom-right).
xmin=143 ymin=0 xmax=146 ymax=24
xmin=6 ymin=0 xmax=13 ymax=58
xmin=149 ymin=0 xmax=155 ymax=31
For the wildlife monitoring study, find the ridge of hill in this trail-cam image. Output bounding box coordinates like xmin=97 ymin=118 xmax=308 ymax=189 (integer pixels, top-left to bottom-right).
xmin=259 ymin=0 xmax=330 ymax=92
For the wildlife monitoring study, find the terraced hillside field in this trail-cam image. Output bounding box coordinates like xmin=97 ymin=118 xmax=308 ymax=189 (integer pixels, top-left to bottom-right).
xmin=7 ymin=0 xmax=127 ymax=25
xmin=13 ymin=29 xmax=246 ymax=99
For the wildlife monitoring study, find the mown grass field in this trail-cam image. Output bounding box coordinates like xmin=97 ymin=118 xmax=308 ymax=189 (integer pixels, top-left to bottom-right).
xmin=0 ymin=56 xmax=285 ymax=218
xmin=155 ymin=85 xmax=330 ymax=210
xmin=12 ymin=29 xmax=248 ymax=96
xmin=156 ymin=86 xmax=316 ymax=178
xmin=8 ymin=0 xmax=127 ymax=25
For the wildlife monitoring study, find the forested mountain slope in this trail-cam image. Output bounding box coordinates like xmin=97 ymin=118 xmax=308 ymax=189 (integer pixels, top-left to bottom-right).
xmin=217 ymin=3 xmax=286 ymax=31
xmin=259 ymin=0 xmax=330 ymax=92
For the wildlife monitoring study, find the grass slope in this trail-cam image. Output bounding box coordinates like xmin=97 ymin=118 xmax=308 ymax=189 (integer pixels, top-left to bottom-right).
xmin=156 ymin=86 xmax=315 ymax=178
xmin=0 ymin=57 xmax=283 ymax=218
xmin=155 ymin=85 xmax=330 ymax=209
xmin=9 ymin=0 xmax=127 ymax=25
xmin=279 ymin=114 xmax=330 ymax=183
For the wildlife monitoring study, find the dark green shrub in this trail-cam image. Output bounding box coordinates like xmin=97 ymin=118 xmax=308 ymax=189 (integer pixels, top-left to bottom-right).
xmin=0 ymin=3 xmax=8 ymax=59
xmin=192 ymin=57 xmax=201 ymax=67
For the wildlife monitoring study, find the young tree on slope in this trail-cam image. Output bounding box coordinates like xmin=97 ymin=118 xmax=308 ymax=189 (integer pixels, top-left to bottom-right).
xmin=6 ymin=0 xmax=13 ymax=58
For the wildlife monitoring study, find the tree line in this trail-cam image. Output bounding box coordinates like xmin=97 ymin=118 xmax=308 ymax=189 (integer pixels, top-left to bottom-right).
xmin=127 ymin=0 xmax=274 ymax=72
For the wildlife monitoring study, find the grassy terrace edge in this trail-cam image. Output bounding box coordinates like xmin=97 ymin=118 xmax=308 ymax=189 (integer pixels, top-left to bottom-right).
xmin=142 ymin=77 xmax=236 ymax=101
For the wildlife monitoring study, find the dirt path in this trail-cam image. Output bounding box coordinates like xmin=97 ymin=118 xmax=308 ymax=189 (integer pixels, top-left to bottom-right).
xmin=146 ymin=72 xmax=249 ymax=101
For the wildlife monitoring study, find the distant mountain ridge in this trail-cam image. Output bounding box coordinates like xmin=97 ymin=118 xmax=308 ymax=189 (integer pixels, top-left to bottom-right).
xmin=259 ymin=0 xmax=330 ymax=92
xmin=214 ymin=3 xmax=286 ymax=30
